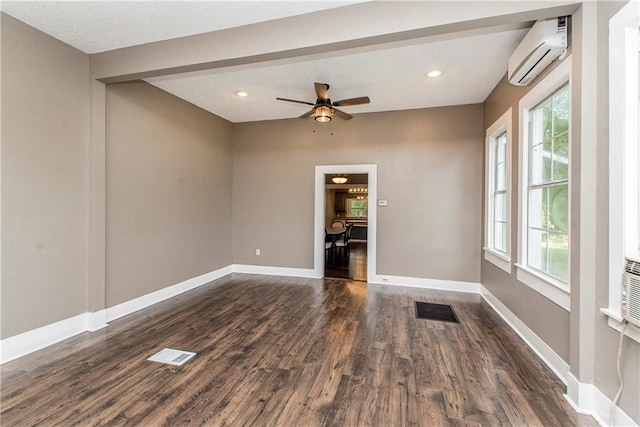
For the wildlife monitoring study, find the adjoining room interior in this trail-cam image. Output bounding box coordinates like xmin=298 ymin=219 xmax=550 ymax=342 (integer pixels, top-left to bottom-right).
xmin=324 ymin=173 xmax=368 ymax=281
xmin=1 ymin=1 xmax=639 ymax=426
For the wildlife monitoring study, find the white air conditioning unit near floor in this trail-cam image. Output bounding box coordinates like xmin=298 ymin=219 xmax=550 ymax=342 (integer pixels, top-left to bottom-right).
xmin=508 ymin=16 xmax=568 ymax=86
xmin=622 ymin=258 xmax=640 ymax=328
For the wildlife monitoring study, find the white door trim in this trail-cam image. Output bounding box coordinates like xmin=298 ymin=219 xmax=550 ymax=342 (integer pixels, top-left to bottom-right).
xmin=314 ymin=164 xmax=377 ymax=280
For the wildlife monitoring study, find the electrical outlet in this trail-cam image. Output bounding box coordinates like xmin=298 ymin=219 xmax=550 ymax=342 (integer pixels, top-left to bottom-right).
xmin=255 ymin=249 xmax=261 ymax=256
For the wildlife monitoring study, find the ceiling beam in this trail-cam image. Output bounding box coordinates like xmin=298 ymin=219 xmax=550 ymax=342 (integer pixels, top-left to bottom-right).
xmin=90 ymin=1 xmax=580 ymax=83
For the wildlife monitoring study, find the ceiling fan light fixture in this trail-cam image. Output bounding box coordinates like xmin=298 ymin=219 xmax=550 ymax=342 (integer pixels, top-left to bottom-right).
xmin=314 ymin=105 xmax=333 ymax=123
xmin=277 ymin=83 xmax=369 ymax=121
xmin=332 ymin=175 xmax=348 ymax=184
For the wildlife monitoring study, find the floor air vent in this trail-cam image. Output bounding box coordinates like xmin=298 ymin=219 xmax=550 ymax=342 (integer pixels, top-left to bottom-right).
xmin=415 ymin=302 xmax=459 ymax=323
xmin=148 ymin=348 xmax=196 ymax=366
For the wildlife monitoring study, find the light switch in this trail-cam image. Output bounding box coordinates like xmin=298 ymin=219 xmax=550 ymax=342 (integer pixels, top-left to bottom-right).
xmin=378 ymin=200 xmax=388 ymax=207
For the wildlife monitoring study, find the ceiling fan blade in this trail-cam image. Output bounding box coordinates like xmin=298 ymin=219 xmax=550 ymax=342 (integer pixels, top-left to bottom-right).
xmin=333 ymin=108 xmax=353 ymax=120
xmin=314 ymin=83 xmax=330 ymax=100
xmin=333 ymin=96 xmax=370 ymax=107
xmin=299 ymin=109 xmax=315 ymax=119
xmin=276 ymin=97 xmax=314 ymax=106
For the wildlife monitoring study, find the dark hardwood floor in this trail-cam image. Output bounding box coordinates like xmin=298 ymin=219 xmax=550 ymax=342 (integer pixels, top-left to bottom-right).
xmin=325 ymin=242 xmax=367 ymax=281
xmin=0 ymin=274 xmax=596 ymax=426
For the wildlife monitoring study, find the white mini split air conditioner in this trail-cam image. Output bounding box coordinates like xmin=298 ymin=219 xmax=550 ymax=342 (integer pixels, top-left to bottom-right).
xmin=508 ymin=16 xmax=568 ymax=86
xmin=622 ymin=258 xmax=640 ymax=328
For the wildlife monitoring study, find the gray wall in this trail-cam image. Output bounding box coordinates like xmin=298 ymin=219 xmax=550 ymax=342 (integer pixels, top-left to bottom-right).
xmin=232 ymin=105 xmax=483 ymax=283
xmin=105 ymin=81 xmax=233 ymax=307
xmin=481 ymin=74 xmax=571 ymax=362
xmin=3 ymin=12 xmax=636 ymax=423
xmin=1 ymin=14 xmax=90 ymax=338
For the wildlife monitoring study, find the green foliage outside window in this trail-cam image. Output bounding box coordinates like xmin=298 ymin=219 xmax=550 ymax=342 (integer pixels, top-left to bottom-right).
xmin=349 ymin=200 xmax=368 ymax=218
xmin=528 ymin=83 xmax=569 ymax=282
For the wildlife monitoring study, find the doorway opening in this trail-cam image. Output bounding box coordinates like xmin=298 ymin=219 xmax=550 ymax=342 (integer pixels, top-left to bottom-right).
xmin=324 ymin=173 xmax=368 ymax=281
xmin=313 ymin=164 xmax=377 ymax=281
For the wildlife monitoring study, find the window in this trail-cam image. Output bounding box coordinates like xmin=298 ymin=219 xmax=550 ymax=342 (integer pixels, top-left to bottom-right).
xmin=527 ymin=83 xmax=569 ymax=282
xmin=517 ymin=57 xmax=571 ymax=311
xmin=484 ymin=109 xmax=512 ymax=272
xmin=347 ymin=199 xmax=368 ymax=217
xmin=493 ymin=131 xmax=508 ymax=252
xmin=604 ymin=3 xmax=640 ymax=342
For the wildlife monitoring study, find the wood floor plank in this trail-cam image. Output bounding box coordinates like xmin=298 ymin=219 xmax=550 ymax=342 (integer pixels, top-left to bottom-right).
xmin=0 ymin=275 xmax=597 ymax=426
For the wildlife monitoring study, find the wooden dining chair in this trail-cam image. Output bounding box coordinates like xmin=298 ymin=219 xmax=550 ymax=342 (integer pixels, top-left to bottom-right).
xmin=334 ymin=223 xmax=353 ymax=261
xmin=331 ymin=219 xmax=345 ymax=228
xmin=325 ymin=229 xmax=336 ymax=263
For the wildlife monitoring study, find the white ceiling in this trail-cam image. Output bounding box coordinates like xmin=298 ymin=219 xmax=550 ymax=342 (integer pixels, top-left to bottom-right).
xmin=146 ymin=27 xmax=527 ymax=123
xmin=0 ymin=1 xmax=362 ymax=53
xmin=1 ymin=1 xmax=531 ymax=123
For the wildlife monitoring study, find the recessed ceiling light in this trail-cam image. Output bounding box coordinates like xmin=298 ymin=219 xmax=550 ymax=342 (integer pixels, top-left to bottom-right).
xmin=235 ymin=91 xmax=249 ymax=97
xmin=426 ymin=70 xmax=442 ymax=78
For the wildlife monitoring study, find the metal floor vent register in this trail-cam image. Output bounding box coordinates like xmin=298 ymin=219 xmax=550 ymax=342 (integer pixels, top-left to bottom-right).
xmin=148 ymin=348 xmax=196 ymax=366
xmin=415 ymin=301 xmax=459 ymax=323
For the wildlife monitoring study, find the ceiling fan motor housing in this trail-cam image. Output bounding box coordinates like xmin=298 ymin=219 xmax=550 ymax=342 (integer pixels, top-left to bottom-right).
xmin=276 ymin=82 xmax=369 ymax=121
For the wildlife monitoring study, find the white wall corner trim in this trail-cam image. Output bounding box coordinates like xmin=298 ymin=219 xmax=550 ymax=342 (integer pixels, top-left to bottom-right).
xmin=565 ymin=372 xmax=638 ymax=427
xmin=106 ymin=265 xmax=233 ymax=322
xmin=86 ymin=309 xmax=108 ymax=332
xmin=232 ymin=264 xmax=319 ymax=278
xmin=368 ymin=274 xmax=480 ymax=294
xmin=0 ymin=313 xmax=90 ymax=364
xmin=480 ymin=285 xmax=569 ymax=384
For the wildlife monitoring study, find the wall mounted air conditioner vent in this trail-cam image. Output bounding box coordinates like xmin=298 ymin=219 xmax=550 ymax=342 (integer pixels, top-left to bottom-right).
xmin=622 ymin=258 xmax=640 ymax=328
xmin=508 ymin=16 xmax=568 ymax=86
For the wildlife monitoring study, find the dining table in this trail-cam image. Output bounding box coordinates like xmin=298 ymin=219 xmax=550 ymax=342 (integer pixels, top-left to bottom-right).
xmin=325 ymin=226 xmax=346 ymax=246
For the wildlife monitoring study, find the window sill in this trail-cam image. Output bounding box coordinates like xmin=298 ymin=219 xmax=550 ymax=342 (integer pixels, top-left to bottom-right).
xmin=515 ymin=264 xmax=570 ymax=311
xmin=483 ymin=248 xmax=511 ymax=273
xmin=600 ymin=308 xmax=640 ymax=343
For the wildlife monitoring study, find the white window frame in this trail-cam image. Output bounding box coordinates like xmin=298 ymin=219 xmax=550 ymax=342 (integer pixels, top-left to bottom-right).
xmin=516 ymin=57 xmax=572 ymax=311
xmin=603 ymin=1 xmax=640 ymax=343
xmin=346 ymin=198 xmax=368 ymax=218
xmin=484 ymin=108 xmax=512 ymax=273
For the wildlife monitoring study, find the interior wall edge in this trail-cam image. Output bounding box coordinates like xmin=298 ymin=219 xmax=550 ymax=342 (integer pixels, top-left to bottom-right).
xmin=565 ymin=372 xmax=638 ymax=427
xmin=105 ymin=266 xmax=234 ymax=322
xmin=0 ymin=267 xmax=484 ymax=364
xmin=2 ymin=263 xmax=580 ymax=386
xmin=480 ymin=285 xmax=569 ymax=383
xmin=0 ymin=312 xmax=89 ymax=365
xmin=0 ymin=264 xmax=235 ymax=365
xmin=104 ymin=80 xmax=234 ymax=307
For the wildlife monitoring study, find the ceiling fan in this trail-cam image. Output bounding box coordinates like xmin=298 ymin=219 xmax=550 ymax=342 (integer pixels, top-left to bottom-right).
xmin=276 ymin=82 xmax=370 ymax=123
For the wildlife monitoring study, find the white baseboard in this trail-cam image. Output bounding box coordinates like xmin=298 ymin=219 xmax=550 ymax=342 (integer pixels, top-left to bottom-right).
xmin=368 ymin=274 xmax=480 ymax=294
xmin=0 ymin=265 xmax=233 ymax=365
xmin=106 ymin=266 xmax=233 ymax=322
xmin=0 ymin=313 xmax=89 ymax=364
xmin=480 ymin=285 xmax=570 ymax=384
xmin=3 ymin=264 xmax=636 ymax=426
xmin=566 ymin=372 xmax=637 ymax=427
xmin=232 ymin=264 xmax=319 ymax=279
xmin=86 ymin=309 xmax=108 ymax=331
